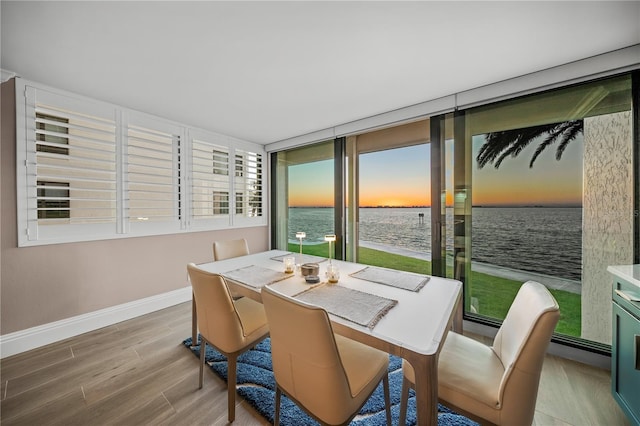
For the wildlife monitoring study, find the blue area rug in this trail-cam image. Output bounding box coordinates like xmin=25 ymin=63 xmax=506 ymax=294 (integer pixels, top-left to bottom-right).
xmin=182 ymin=336 xmax=478 ymax=426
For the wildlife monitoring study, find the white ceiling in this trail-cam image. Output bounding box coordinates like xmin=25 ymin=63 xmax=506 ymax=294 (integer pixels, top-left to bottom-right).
xmin=2 ymin=1 xmax=639 ymax=145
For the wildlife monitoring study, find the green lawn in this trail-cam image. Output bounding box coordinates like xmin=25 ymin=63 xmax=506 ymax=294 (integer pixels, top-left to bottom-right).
xmin=288 ymin=242 xmax=581 ymax=337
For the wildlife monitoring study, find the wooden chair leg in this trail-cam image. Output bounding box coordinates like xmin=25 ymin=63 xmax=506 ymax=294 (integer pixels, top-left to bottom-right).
xmin=399 ymin=376 xmax=411 ymax=426
xmin=199 ymin=340 xmax=205 ymax=389
xmin=274 ymin=386 xmax=281 ymax=426
xmin=383 ymin=373 xmax=392 ymax=426
xmin=227 ymin=355 xmax=237 ymax=422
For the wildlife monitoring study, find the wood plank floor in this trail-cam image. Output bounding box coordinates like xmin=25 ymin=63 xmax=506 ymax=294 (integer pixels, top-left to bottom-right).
xmin=0 ymin=302 xmax=630 ymax=425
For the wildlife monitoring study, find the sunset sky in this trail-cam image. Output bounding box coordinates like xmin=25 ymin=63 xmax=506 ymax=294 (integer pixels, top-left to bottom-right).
xmin=359 ymin=144 xmax=430 ymax=207
xmin=470 ymin=134 xmax=583 ymax=207
xmin=288 ymin=134 xmax=583 ymax=207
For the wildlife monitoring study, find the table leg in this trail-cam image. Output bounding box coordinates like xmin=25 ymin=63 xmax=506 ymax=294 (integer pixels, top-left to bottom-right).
xmin=411 ymin=289 xmax=459 ymax=425
xmin=452 ymin=296 xmax=463 ymax=333
xmin=191 ymin=294 xmax=198 ymax=346
xmin=408 ymin=353 xmax=438 ymax=426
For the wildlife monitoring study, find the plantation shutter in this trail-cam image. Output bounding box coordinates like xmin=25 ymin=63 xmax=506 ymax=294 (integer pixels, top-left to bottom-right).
xmin=233 ymin=148 xmax=263 ymax=220
xmin=191 ymin=135 xmax=231 ymax=225
xmin=17 ymin=78 xmax=266 ymax=246
xmin=125 ymin=115 xmax=183 ymax=232
xmin=20 ymin=86 xmax=118 ymax=244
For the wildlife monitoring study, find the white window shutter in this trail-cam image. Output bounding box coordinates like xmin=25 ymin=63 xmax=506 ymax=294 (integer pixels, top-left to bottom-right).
xmin=124 ymin=114 xmax=183 ymax=234
xmin=15 ymin=78 xmax=266 ymax=246
xmin=233 ymin=148 xmax=264 ymax=224
xmin=18 ymin=85 xmax=118 ymax=245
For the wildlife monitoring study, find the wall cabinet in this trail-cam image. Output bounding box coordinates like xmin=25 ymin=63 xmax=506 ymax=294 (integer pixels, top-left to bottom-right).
xmin=608 ymin=265 xmax=640 ymax=426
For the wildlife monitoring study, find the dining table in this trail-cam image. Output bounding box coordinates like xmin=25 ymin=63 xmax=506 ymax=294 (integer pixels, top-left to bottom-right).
xmin=191 ymin=249 xmax=462 ymax=426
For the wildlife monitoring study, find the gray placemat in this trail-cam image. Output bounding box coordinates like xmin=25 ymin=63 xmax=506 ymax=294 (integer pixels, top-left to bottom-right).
xmin=222 ymin=265 xmax=293 ymax=288
xmin=271 ymin=253 xmax=328 ymax=264
xmin=350 ymin=266 xmax=429 ymax=292
xmin=294 ymin=285 xmax=397 ymax=329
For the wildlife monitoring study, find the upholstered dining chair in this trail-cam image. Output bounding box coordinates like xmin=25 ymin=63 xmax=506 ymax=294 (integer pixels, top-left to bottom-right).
xmin=213 ymin=238 xmax=250 ymax=261
xmin=187 ymin=263 xmax=269 ymax=423
xmin=261 ymin=285 xmax=392 ymax=426
xmin=192 ymin=238 xmax=251 ymax=343
xmin=399 ymin=280 xmax=560 ymax=426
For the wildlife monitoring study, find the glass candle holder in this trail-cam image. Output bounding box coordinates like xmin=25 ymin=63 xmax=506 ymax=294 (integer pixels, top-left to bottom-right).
xmin=326 ymin=264 xmax=340 ymax=284
xmin=283 ymin=256 xmax=295 ymax=274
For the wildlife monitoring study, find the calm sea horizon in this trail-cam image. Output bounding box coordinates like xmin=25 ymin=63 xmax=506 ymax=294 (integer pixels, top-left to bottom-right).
xmin=288 ymin=206 xmax=582 ymax=282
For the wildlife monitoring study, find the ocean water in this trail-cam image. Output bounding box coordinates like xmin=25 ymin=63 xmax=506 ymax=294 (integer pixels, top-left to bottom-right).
xmin=288 ymin=207 xmax=582 ymax=281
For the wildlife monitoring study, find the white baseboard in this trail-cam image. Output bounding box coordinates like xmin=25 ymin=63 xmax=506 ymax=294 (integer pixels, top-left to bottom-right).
xmin=0 ymin=287 xmax=192 ymax=359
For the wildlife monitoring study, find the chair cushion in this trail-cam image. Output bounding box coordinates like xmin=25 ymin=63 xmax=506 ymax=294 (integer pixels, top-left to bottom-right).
xmin=438 ymin=332 xmax=505 ymax=422
xmin=234 ymin=296 xmax=269 ymax=338
xmin=404 ymin=332 xmax=504 ymax=421
xmin=335 ymin=334 xmax=389 ymax=398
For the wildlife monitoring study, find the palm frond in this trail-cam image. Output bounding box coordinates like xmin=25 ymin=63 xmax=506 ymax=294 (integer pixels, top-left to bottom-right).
xmin=529 ymin=133 xmax=559 ymax=168
xmin=555 ymin=121 xmax=583 ymax=161
xmin=478 ymin=120 xmax=583 ymax=169
xmin=477 ymin=124 xmax=556 ymax=169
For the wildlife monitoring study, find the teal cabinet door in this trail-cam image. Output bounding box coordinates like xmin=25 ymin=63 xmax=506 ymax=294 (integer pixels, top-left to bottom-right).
xmin=612 ymin=301 xmax=640 ymax=425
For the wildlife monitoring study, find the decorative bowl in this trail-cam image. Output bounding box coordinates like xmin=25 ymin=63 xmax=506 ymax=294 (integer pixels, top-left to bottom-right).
xmin=301 ymin=263 xmax=319 ymax=277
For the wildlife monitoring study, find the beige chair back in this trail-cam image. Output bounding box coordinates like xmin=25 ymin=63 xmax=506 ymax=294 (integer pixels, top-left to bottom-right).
xmin=261 ymin=285 xmax=371 ymax=425
xmin=187 ymin=263 xmax=250 ymax=353
xmin=213 ymin=238 xmax=249 ymax=261
xmin=492 ymin=280 xmax=560 ymax=423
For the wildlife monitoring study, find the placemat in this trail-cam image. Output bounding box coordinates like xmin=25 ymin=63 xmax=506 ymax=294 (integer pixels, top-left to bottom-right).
xmin=294 ymin=284 xmax=397 ymax=329
xmin=271 ymin=253 xmax=328 ymax=264
xmin=350 ymin=266 xmax=429 ymax=292
xmin=222 ymin=265 xmax=293 ymax=289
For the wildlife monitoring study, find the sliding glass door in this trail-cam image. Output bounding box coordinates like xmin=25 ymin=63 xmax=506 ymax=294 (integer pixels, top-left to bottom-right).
xmin=455 ymin=74 xmax=634 ymax=348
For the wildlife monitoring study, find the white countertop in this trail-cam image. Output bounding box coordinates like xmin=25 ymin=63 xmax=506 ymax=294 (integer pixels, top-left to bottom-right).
xmin=608 ymin=264 xmax=640 ymax=289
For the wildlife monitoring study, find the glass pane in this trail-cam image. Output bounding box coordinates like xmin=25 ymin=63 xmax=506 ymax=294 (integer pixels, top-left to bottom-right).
xmin=356 ymin=144 xmax=431 ymax=275
xmin=343 ymin=120 xmax=432 ymax=274
xmin=273 ymin=141 xmax=335 ymax=259
xmin=37 ymin=180 xmax=70 ymax=219
xmin=461 ymin=74 xmax=633 ymax=347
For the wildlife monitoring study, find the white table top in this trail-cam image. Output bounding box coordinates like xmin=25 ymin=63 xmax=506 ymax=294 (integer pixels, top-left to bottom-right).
xmin=197 ymin=249 xmax=462 ymax=356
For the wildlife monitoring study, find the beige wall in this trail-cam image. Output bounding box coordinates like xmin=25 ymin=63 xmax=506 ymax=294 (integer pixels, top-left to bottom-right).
xmin=0 ymin=80 xmax=269 ymax=335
